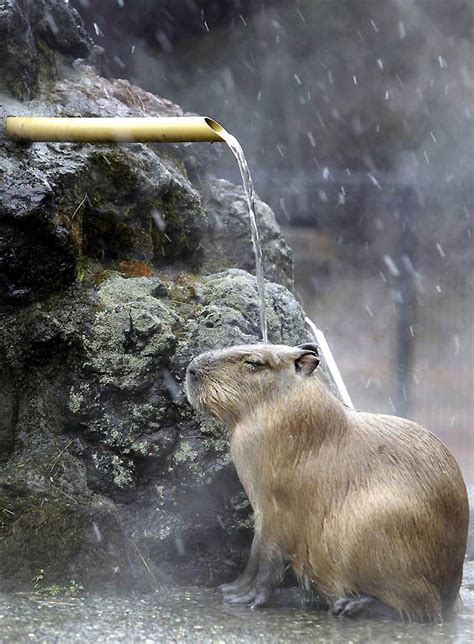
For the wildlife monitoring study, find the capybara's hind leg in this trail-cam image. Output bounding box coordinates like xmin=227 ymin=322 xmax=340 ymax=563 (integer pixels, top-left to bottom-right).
xmin=331 ymin=596 xmax=401 ymax=620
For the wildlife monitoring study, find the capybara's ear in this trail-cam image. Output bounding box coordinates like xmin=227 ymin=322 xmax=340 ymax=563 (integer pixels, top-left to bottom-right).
xmin=295 ymin=350 xmax=320 ymax=375
xmin=297 ymin=343 xmax=320 ymax=356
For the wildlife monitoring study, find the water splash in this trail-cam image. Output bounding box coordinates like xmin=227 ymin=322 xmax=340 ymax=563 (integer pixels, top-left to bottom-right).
xmin=304 ymin=317 xmax=355 ymax=409
xmin=216 ymin=129 xmax=268 ymax=343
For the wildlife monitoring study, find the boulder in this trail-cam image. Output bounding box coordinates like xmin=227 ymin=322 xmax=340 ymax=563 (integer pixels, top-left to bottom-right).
xmin=0 ymin=0 xmax=321 ymax=590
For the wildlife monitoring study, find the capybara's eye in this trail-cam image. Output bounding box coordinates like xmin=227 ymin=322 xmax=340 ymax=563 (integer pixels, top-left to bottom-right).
xmin=243 ymin=359 xmax=265 ymax=371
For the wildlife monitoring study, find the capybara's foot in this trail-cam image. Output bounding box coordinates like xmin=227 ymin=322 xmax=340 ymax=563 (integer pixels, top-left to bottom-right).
xmin=222 ymin=556 xmax=282 ymax=609
xmin=218 ymin=569 xmax=259 ymax=597
xmin=223 ymin=581 xmax=274 ymax=609
xmin=330 ymin=596 xmax=400 ymax=620
xmin=251 ymin=585 xmax=274 ymax=609
xmin=218 ymin=579 xmax=249 ymax=595
xmin=331 ymin=596 xmax=372 ymax=617
xmin=223 ymin=588 xmax=257 ymax=606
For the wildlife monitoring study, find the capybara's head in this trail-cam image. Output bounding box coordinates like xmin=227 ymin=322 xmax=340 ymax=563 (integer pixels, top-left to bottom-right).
xmin=186 ymin=343 xmax=320 ymax=423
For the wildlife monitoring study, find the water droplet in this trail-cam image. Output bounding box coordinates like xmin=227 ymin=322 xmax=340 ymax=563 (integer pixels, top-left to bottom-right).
xmin=296 ymin=8 xmax=306 ymax=22
xmin=368 ymin=173 xmax=382 ymax=190
xmin=92 ymin=522 xmax=102 ymax=543
xmin=152 ymin=210 xmax=166 ymax=231
xmin=453 ymin=335 xmax=461 ymax=355
xmin=175 ymin=536 xmax=186 ymax=556
xmin=161 ymin=368 xmax=182 ymax=402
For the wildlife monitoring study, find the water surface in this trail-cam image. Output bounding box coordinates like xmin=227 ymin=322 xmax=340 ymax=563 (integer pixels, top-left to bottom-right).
xmin=2 ymin=563 xmax=472 ymax=643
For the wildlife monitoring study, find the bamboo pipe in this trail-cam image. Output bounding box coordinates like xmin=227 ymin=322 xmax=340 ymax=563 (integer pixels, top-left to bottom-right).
xmin=4 ymin=116 xmax=227 ymax=143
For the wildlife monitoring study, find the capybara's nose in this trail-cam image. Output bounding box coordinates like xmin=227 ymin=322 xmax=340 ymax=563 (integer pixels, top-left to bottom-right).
xmin=187 ymin=364 xmax=199 ymax=381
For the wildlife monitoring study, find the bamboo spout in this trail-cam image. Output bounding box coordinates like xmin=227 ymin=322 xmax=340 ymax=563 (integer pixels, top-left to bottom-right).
xmin=5 ymin=116 xmax=226 ymax=143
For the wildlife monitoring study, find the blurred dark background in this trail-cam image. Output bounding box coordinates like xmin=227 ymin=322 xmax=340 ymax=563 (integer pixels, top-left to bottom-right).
xmin=71 ymin=0 xmax=473 ymax=476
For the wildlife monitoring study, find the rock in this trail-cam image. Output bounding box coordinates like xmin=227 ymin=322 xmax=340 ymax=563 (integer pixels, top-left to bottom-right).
xmin=0 ymin=375 xmax=15 ymax=463
xmin=0 ymin=0 xmax=94 ymax=99
xmin=0 ymin=268 xmax=311 ymax=590
xmin=200 ymin=179 xmax=293 ymax=289
xmin=1 ymin=71 xmax=292 ymax=305
xmin=0 ymin=490 xmax=144 ymax=592
xmin=63 ymin=269 xmax=310 ymax=585
xmin=0 ymin=0 xmax=313 ymax=591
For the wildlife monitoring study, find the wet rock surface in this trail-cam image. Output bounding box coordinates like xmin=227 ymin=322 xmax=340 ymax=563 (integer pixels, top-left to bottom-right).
xmin=0 ymin=0 xmax=313 ymax=591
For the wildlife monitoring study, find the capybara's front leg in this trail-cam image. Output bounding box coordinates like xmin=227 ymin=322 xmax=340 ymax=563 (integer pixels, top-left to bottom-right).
xmin=219 ymin=535 xmax=261 ymax=596
xmin=223 ymin=544 xmax=286 ymax=609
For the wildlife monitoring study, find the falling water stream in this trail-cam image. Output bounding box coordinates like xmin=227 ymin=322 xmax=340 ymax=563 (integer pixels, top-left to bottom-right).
xmin=216 ymin=124 xmax=355 ymax=408
xmin=215 ymin=128 xmax=268 ymax=343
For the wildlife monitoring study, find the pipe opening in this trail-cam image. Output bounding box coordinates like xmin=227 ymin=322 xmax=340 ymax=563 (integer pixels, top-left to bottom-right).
xmin=204 ymin=117 xmax=227 ymax=141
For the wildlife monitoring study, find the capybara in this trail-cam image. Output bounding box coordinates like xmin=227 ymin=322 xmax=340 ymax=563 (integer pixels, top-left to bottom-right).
xmin=186 ymin=343 xmax=469 ymax=621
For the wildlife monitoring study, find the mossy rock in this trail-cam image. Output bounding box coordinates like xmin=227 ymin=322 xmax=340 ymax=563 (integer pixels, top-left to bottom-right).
xmin=0 ymin=0 xmax=307 ymax=592
xmin=0 ymin=490 xmax=145 ymax=591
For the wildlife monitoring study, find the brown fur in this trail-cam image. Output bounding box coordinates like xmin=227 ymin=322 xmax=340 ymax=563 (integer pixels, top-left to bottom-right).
xmin=186 ymin=344 xmax=469 ymax=621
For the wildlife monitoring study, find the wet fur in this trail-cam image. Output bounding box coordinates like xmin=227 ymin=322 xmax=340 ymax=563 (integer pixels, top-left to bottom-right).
xmin=186 ymin=344 xmax=469 ymax=621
